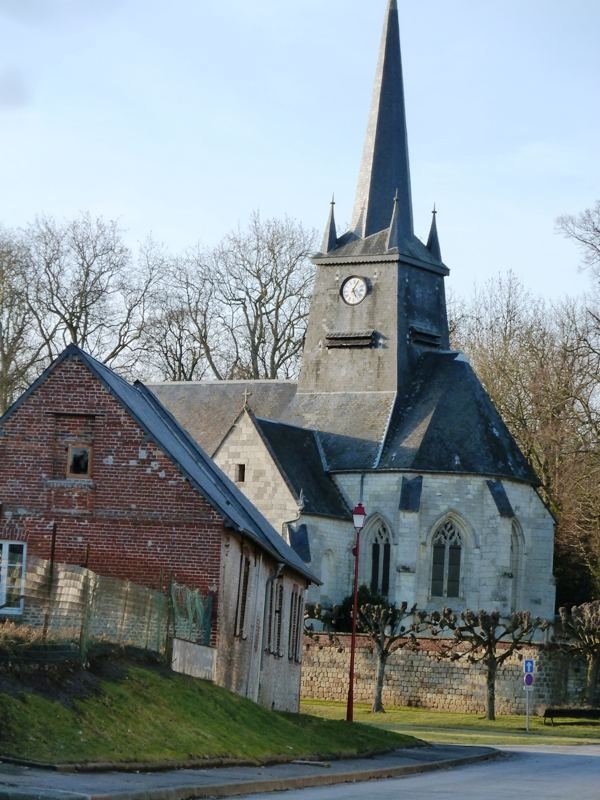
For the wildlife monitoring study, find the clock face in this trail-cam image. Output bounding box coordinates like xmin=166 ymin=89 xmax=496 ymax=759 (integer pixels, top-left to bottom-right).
xmin=341 ymin=275 xmax=368 ymax=305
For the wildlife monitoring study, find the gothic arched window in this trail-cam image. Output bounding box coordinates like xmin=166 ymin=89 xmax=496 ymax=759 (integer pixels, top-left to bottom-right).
xmin=510 ymin=520 xmax=523 ymax=612
xmin=430 ymin=519 xmax=462 ymax=598
xmin=369 ymin=521 xmax=391 ymax=596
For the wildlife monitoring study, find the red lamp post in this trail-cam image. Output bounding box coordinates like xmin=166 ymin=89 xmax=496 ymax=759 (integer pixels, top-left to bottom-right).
xmin=346 ymin=501 xmax=367 ymax=722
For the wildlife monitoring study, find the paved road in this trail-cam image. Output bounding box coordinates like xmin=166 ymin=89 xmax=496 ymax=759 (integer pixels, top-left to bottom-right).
xmin=231 ymin=745 xmax=600 ymax=800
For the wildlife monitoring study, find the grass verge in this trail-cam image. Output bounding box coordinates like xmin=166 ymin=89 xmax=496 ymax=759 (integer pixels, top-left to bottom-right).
xmin=301 ymin=699 xmax=600 ymax=746
xmin=0 ymin=653 xmax=420 ymax=766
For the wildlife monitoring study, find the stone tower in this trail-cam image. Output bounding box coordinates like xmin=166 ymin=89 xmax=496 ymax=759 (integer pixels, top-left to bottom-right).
xmin=295 ymin=0 xmax=449 ymax=444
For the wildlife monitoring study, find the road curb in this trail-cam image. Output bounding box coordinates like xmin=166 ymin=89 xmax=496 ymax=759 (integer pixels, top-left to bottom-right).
xmin=0 ymin=747 xmax=503 ymax=800
xmin=166 ymin=749 xmax=502 ymax=800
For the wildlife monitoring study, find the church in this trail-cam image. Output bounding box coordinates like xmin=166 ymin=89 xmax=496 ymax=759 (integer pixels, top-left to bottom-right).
xmin=151 ymin=0 xmax=556 ymax=620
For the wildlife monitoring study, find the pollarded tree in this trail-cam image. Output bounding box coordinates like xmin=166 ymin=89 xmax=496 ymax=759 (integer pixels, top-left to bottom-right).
xmin=304 ymin=591 xmax=422 ymax=714
xmin=556 ymin=601 xmax=600 ymax=705
xmin=427 ymin=608 xmax=550 ymax=721
xmin=358 ymin=601 xmax=420 ymax=713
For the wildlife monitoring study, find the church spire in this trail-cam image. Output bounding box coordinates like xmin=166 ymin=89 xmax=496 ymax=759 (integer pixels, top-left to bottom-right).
xmin=320 ymin=195 xmax=338 ymax=253
xmin=351 ymin=0 xmax=413 ymax=242
xmin=426 ymin=206 xmax=442 ymax=262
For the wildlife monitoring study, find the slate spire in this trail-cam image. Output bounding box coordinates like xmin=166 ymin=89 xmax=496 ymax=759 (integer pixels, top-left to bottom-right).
xmin=351 ymin=0 xmax=413 ymax=241
xmin=320 ymin=195 xmax=338 ymax=253
xmin=426 ymin=206 xmax=442 ymax=262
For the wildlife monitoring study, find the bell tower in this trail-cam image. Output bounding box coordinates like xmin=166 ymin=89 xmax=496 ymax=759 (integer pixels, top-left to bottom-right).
xmin=298 ymin=0 xmax=450 ymax=401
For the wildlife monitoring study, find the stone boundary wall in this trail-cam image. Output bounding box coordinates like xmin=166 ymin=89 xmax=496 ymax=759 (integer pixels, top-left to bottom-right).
xmin=301 ymin=634 xmax=595 ymax=714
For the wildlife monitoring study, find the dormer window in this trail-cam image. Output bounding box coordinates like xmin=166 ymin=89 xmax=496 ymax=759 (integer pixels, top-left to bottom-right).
xmin=67 ymin=444 xmax=91 ymax=479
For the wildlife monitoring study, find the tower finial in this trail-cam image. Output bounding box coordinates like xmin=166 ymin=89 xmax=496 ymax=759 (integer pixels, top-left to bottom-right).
xmin=426 ymin=204 xmax=442 ymax=262
xmin=351 ymin=0 xmax=413 ymax=241
xmin=320 ymin=195 xmax=338 ymax=253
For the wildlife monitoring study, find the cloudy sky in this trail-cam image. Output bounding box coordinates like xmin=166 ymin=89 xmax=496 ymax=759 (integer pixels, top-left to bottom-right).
xmin=1 ymin=0 xmax=599 ymax=300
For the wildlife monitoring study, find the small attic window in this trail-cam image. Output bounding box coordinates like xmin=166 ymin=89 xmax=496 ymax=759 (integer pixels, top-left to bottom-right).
xmin=66 ymin=445 xmax=91 ymax=479
xmin=235 ymin=464 xmax=246 ymax=483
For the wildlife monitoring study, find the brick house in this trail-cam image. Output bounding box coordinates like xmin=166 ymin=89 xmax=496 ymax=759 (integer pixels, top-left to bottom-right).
xmin=0 ymin=345 xmax=318 ymax=712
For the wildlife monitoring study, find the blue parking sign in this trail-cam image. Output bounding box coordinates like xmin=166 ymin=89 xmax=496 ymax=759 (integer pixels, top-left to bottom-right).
xmin=524 ymin=659 xmax=535 ymax=674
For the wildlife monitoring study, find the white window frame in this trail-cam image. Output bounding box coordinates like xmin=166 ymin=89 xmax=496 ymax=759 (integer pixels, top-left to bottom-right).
xmin=0 ymin=541 xmax=26 ymax=615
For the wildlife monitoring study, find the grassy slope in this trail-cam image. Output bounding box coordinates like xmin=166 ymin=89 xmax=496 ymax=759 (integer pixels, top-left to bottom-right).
xmin=0 ymin=654 xmax=419 ymax=766
xmin=301 ymin=700 xmax=600 ymax=746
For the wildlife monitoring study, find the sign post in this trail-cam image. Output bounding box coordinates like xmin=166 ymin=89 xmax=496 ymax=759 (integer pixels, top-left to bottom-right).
xmin=523 ymin=659 xmax=535 ymax=732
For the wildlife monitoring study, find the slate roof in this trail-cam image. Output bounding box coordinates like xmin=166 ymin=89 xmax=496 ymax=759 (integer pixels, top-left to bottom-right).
xmin=150 ymin=353 xmax=537 ymax=484
xmin=281 ymin=389 xmax=396 ymax=469
xmin=315 ymin=227 xmax=447 ymax=271
xmin=254 ymin=418 xmax=350 ymax=520
xmin=377 ymin=351 xmax=538 ymax=483
xmin=149 ymin=380 xmax=297 ymax=456
xmin=2 ymin=345 xmax=318 ymax=584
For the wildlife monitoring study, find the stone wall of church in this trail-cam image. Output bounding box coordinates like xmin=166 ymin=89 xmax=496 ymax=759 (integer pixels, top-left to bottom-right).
xmin=301 ymin=634 xmax=595 ymax=713
xmin=329 ymin=472 xmax=555 ymax=620
xmin=305 ymin=517 xmax=355 ymax=607
xmin=213 ymin=412 xmax=299 ymax=536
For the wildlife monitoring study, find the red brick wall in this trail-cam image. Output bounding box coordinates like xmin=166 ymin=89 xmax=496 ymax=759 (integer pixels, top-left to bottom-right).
xmin=0 ymin=356 xmax=223 ymax=602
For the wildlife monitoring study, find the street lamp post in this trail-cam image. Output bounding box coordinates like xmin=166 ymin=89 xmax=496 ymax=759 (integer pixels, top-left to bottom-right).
xmin=346 ymin=501 xmax=367 ymax=723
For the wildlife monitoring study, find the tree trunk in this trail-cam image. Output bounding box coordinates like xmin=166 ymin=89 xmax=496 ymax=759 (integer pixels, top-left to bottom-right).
xmin=585 ymin=654 xmax=599 ymax=705
xmin=486 ymin=659 xmax=497 ymax=721
xmin=372 ymin=653 xmax=387 ymax=713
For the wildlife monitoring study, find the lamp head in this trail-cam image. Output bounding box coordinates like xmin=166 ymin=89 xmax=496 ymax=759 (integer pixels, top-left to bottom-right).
xmin=352 ymin=502 xmax=367 ymax=531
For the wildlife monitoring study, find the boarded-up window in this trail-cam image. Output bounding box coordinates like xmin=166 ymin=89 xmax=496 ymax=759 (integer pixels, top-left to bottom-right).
xmin=287 ymin=585 xmax=304 ymax=663
xmin=265 ymin=577 xmax=284 ymax=656
xmin=234 ymin=553 xmax=251 ymax=638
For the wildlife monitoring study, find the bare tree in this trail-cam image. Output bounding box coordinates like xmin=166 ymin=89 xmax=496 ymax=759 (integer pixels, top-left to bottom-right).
xmin=22 ymin=214 xmax=160 ymax=374
xmin=557 ymin=201 xmax=600 ymax=272
xmin=555 ymin=601 xmax=600 ymax=705
xmin=0 ymin=231 xmax=45 ymax=412
xmin=427 ymin=608 xmax=550 ymax=720
xmin=451 ymin=272 xmax=600 ymax=604
xmin=358 ymin=601 xmax=420 ymax=713
xmin=147 ymin=213 xmax=316 ymax=382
